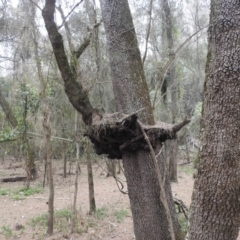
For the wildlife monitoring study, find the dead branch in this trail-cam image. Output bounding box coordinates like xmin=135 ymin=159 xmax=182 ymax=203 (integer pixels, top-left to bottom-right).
xmin=57 ymin=1 xmax=84 ymax=30
xmin=1 ymin=176 xmax=27 ymax=182
xmin=95 ymin=159 xmax=128 ymax=194
xmin=172 ymin=116 xmax=191 ymax=133
xmin=174 ymin=197 xmax=189 ymax=220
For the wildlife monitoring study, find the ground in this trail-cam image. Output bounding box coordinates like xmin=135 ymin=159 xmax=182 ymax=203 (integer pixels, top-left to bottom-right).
xmin=0 ymin=158 xmax=203 ymax=239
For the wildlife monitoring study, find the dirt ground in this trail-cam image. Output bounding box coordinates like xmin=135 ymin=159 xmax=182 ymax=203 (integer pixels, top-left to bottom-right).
xmin=0 ymin=158 xmax=221 ymax=240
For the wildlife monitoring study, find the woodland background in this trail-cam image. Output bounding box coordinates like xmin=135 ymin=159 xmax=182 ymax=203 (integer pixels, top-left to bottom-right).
xmin=0 ymin=0 xmax=208 ymax=163
xmin=0 ymin=0 xmax=210 ymax=239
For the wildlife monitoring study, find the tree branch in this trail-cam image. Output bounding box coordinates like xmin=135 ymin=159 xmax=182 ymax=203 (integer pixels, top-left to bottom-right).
xmin=172 ymin=116 xmax=191 ymax=133
xmin=42 ymin=0 xmax=94 ymax=125
xmin=152 ymin=25 xmax=208 ymax=109
xmin=74 ymin=22 xmax=102 ymax=59
xmin=57 ymin=0 xmax=84 ymax=30
xmin=0 ymin=89 xmax=18 ymax=128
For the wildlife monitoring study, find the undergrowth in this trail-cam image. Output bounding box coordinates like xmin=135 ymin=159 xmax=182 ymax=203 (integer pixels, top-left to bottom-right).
xmin=12 ymin=186 xmax=43 ymax=200
xmin=0 ymin=186 xmax=43 ymax=200
xmin=28 ymin=204 xmax=130 ymax=236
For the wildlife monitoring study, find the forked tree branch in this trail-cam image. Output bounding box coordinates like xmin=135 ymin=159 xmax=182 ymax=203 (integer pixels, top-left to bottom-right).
xmin=42 ymin=0 xmax=94 ymax=125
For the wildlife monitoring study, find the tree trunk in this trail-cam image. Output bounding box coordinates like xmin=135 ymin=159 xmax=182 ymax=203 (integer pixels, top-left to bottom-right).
xmin=0 ymin=89 xmax=18 ymax=128
xmin=86 ymin=140 xmax=96 ymax=215
xmin=63 ymin=153 xmax=67 ymax=178
xmin=71 ymin=111 xmax=81 ymax=233
xmin=187 ymin=1 xmax=240 ymax=239
xmin=168 ymin=140 xmax=178 ymax=182
xmin=162 ymin=0 xmax=178 ymax=182
xmin=44 ymin=104 xmax=54 ymax=236
xmin=99 ymin=1 xmax=181 ymax=239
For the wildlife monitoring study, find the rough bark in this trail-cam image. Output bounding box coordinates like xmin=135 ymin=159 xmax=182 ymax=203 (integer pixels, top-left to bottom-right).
xmin=99 ymin=1 xmax=182 ymax=239
xmin=42 ymin=0 xmax=94 ymax=125
xmin=99 ymin=0 xmax=154 ymax=125
xmin=187 ymin=1 xmax=240 ymax=239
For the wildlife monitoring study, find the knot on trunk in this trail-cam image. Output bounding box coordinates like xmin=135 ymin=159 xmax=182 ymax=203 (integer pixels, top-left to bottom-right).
xmin=85 ymin=112 xmax=190 ymax=159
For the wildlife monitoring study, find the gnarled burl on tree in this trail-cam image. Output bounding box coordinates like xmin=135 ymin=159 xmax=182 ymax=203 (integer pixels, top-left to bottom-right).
xmin=85 ymin=112 xmax=190 ymax=159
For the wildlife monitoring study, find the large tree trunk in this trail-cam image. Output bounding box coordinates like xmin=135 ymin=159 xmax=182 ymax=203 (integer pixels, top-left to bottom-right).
xmin=187 ymin=1 xmax=240 ymax=239
xmin=99 ymin=1 xmax=181 ymax=239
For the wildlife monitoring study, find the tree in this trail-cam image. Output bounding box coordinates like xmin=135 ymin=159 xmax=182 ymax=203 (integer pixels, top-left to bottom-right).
xmin=0 ymin=89 xmax=18 ymax=128
xmin=161 ymin=0 xmax=178 ymax=182
xmin=187 ymin=1 xmax=240 ymax=239
xmin=42 ymin=0 xmax=189 ymax=239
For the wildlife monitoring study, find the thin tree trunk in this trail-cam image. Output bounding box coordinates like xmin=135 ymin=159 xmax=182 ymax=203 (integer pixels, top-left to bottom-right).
xmin=44 ymin=104 xmax=54 ymax=236
xmin=184 ymin=135 xmax=190 ymax=163
xmin=70 ymin=111 xmax=81 ymax=233
xmin=63 ymin=153 xmax=67 ymax=178
xmin=162 ymin=0 xmax=178 ymax=182
xmin=70 ymin=159 xmax=80 ymax=233
xmin=86 ymin=140 xmax=96 ymax=215
xmin=142 ymin=0 xmax=153 ymax=66
xmin=168 ymin=140 xmax=178 ymax=182
xmin=32 ymin=3 xmax=54 ymax=234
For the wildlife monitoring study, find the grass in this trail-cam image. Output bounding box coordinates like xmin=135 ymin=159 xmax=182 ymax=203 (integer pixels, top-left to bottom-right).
xmin=12 ymin=186 xmax=43 ymax=200
xmin=0 ymin=225 xmax=13 ymax=238
xmin=113 ymin=207 xmax=129 ymax=223
xmin=0 ymin=186 xmax=43 ymax=200
xmin=95 ymin=206 xmax=109 ymax=220
xmin=29 ymin=208 xmax=73 ymax=234
xmin=0 ymin=189 xmax=9 ymax=196
xmin=179 ymin=164 xmax=196 ymax=176
xmin=178 ymin=212 xmax=188 ymax=235
xmin=95 ymin=205 xmax=129 ymax=222
xmin=29 ymin=213 xmax=48 ymax=228
xmin=28 ymin=204 xmax=130 ymax=236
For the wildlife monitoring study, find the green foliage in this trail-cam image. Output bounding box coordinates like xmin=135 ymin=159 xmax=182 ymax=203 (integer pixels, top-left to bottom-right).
xmin=12 ymin=186 xmax=43 ymax=200
xmin=0 ymin=225 xmax=13 ymax=238
xmin=179 ymin=164 xmax=196 ymax=176
xmin=28 ymin=213 xmax=48 ymax=228
xmin=29 ymin=208 xmax=73 ymax=234
xmin=16 ymin=83 xmax=40 ymax=120
xmin=0 ymin=128 xmax=19 ymax=142
xmin=95 ymin=205 xmax=129 ymax=223
xmin=178 ymin=212 xmax=188 ymax=235
xmin=95 ymin=206 xmax=109 ymax=220
xmin=113 ymin=207 xmax=129 ymax=223
xmin=55 ymin=208 xmax=71 ymax=219
xmin=0 ymin=189 xmax=10 ymax=196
